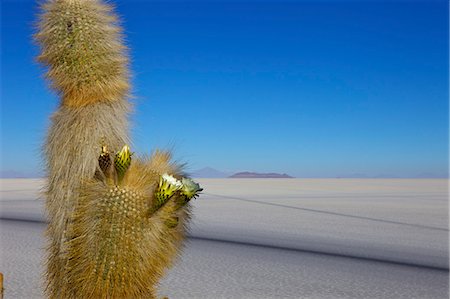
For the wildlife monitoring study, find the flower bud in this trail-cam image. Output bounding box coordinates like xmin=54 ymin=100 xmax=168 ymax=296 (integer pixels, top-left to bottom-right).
xmin=115 ymin=145 xmax=132 ymax=182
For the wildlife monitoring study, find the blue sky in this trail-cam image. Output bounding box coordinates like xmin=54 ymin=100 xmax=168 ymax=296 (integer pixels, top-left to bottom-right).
xmin=1 ymin=0 xmax=448 ymax=178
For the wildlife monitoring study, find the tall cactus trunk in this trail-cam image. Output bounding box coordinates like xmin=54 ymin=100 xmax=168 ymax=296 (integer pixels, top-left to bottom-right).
xmin=35 ymin=1 xmax=197 ymax=298
xmin=44 ymin=102 xmax=130 ymax=297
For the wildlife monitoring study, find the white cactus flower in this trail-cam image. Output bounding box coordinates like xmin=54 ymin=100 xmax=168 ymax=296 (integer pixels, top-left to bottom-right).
xmin=152 ymin=174 xmax=183 ymax=213
xmin=159 ymin=174 xmax=182 ymax=196
xmin=181 ymin=177 xmax=203 ymax=200
xmin=161 ymin=174 xmax=182 ymax=189
xmin=152 ymin=174 xmax=201 ymax=214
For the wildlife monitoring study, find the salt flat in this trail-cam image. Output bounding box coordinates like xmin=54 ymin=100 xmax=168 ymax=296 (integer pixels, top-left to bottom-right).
xmin=0 ymin=178 xmax=448 ymax=298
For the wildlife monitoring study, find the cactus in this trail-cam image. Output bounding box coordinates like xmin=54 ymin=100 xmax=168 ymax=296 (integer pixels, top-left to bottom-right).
xmin=35 ymin=0 xmax=201 ymax=298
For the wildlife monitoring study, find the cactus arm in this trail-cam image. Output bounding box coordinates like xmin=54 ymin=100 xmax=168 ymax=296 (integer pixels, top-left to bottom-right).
xmin=62 ymin=153 xmax=192 ymax=298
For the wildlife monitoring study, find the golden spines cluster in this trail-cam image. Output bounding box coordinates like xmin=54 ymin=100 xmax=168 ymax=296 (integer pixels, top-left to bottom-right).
xmin=35 ymin=0 xmax=129 ymax=107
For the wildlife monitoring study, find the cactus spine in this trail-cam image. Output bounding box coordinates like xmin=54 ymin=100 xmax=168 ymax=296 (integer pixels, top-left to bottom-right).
xmin=36 ymin=1 xmax=198 ymax=298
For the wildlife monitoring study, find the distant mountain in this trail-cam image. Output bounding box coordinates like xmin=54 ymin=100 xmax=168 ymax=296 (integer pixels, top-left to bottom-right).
xmin=190 ymin=167 xmax=230 ymax=178
xmin=229 ymin=172 xmax=293 ymax=178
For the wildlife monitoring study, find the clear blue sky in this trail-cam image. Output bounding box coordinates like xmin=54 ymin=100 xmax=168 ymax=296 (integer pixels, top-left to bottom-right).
xmin=1 ymin=0 xmax=448 ymax=178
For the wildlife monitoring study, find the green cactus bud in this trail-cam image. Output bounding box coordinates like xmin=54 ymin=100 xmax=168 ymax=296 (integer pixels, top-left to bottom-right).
xmin=115 ymin=145 xmax=132 ymax=182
